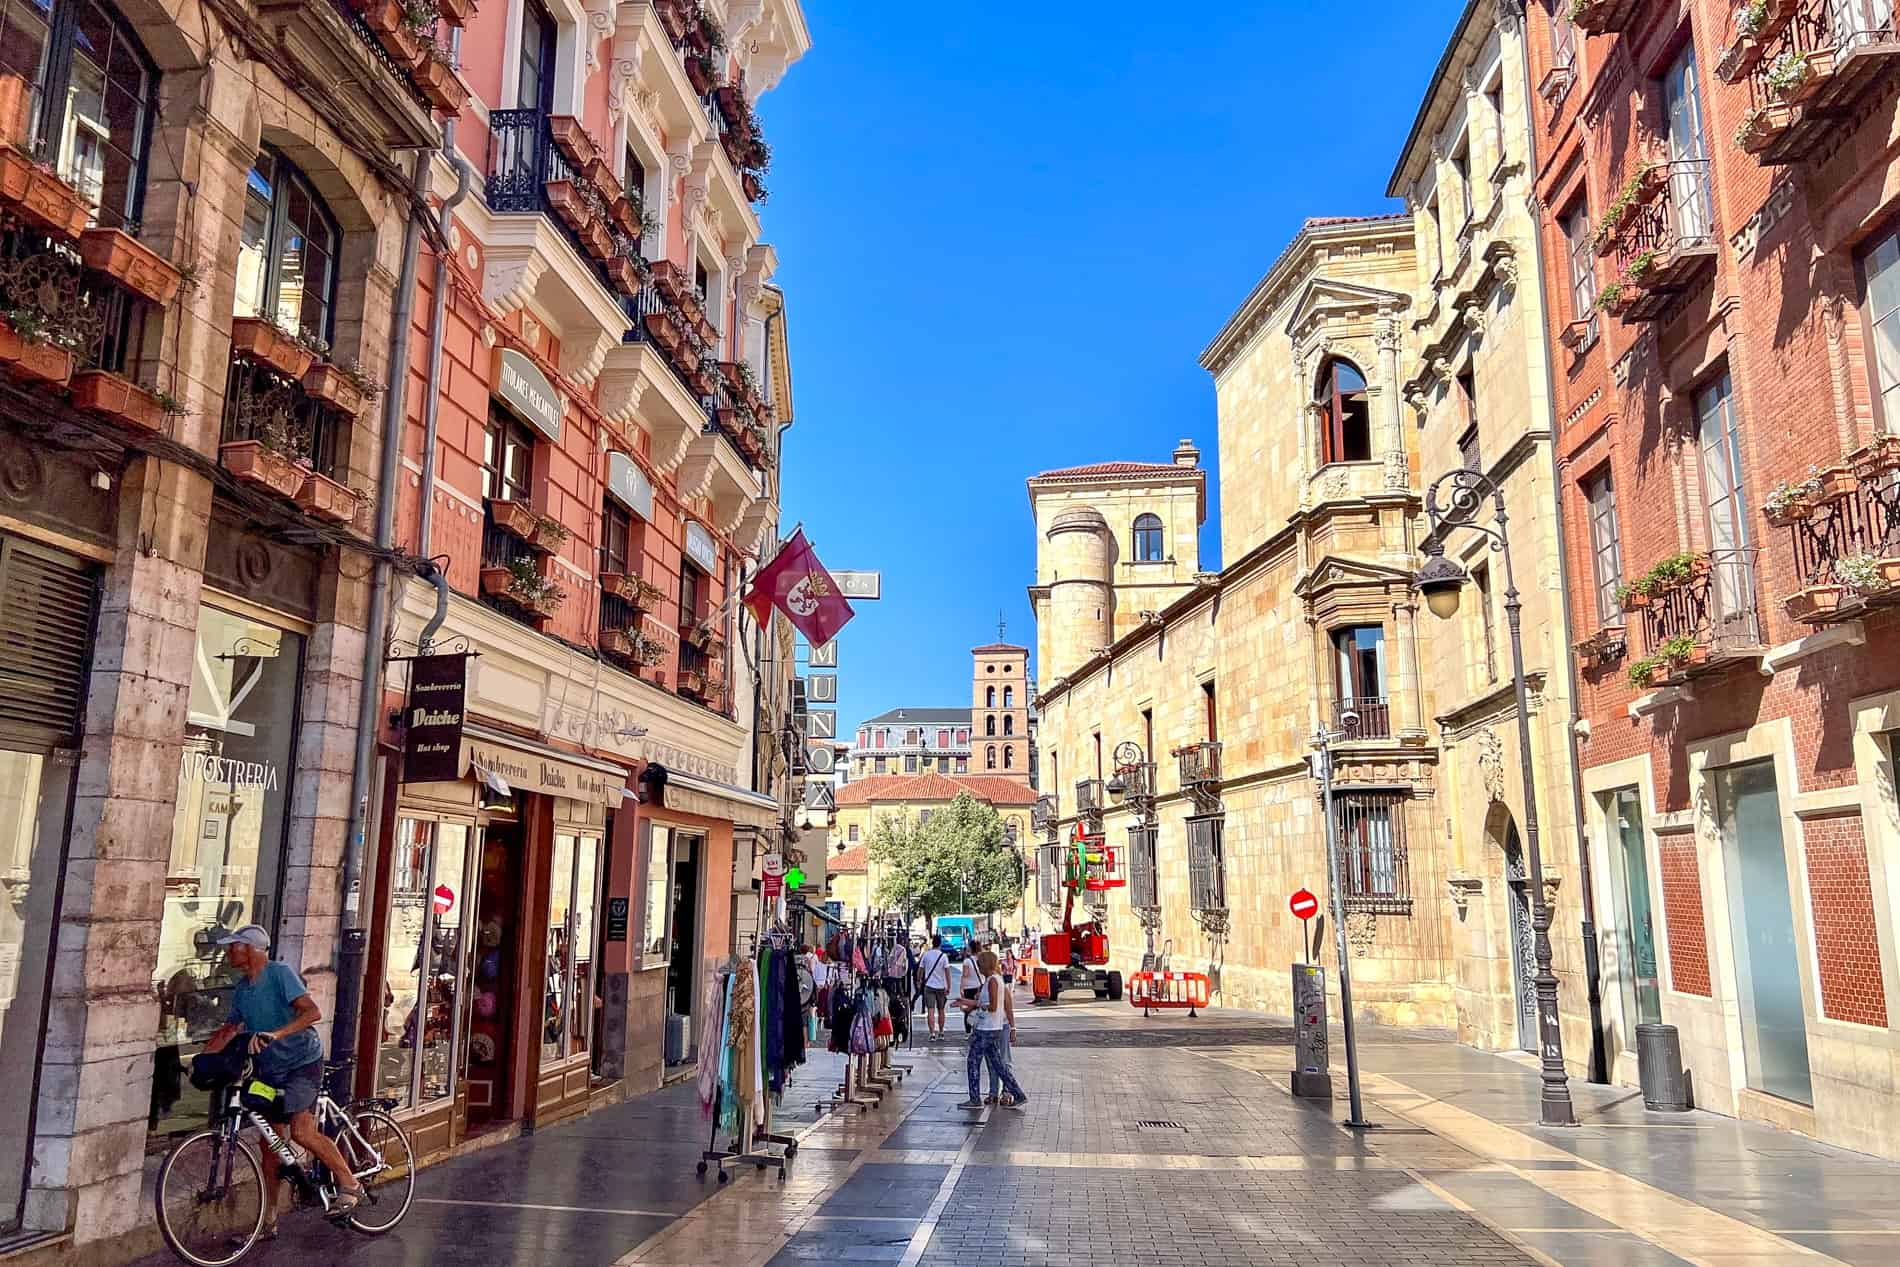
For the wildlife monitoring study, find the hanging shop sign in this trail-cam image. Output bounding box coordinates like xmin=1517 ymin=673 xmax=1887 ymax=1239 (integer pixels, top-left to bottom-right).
xmin=830 ymin=570 xmax=881 ymax=599
xmin=606 ymin=451 xmax=654 ymax=520
xmin=684 ymin=521 xmax=718 ymax=572
xmin=402 ymin=653 xmax=469 ymax=783
xmin=494 ymin=348 xmax=562 ymax=443
xmin=807 ymin=640 xmax=838 ymax=668
xmin=462 ymin=736 xmax=623 ymax=806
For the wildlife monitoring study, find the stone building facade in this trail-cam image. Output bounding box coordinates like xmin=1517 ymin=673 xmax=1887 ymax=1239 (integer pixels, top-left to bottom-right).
xmin=1526 ymin=0 xmax=1900 ymax=1158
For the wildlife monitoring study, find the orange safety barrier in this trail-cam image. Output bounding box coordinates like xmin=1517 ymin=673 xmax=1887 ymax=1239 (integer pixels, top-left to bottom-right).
xmin=1128 ymin=970 xmax=1210 ymax=1015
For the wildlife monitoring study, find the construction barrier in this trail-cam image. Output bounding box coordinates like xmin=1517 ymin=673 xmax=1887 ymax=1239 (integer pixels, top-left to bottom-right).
xmin=1129 ymin=970 xmax=1210 ymax=1016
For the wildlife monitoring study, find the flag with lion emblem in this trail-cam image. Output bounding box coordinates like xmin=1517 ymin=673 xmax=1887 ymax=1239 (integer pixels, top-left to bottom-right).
xmin=743 ymin=529 xmax=855 ymax=645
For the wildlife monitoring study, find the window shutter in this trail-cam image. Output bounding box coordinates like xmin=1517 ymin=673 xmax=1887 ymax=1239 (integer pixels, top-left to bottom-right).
xmin=0 ymin=539 xmax=98 ymax=737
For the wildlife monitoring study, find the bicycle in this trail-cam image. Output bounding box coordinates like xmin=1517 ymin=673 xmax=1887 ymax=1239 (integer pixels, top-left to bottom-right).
xmin=154 ymin=1060 xmax=417 ymax=1266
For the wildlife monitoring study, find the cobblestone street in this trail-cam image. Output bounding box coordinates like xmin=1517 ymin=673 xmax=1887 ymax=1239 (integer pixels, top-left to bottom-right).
xmin=117 ymin=997 xmax=1900 ymax=1266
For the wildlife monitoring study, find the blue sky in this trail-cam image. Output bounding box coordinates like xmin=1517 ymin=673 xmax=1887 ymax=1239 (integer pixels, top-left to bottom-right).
xmin=764 ymin=1 xmax=1461 ymax=737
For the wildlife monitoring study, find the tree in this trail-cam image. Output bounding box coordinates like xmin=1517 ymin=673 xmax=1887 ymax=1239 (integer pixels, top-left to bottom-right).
xmin=867 ymin=792 xmax=1022 ymax=918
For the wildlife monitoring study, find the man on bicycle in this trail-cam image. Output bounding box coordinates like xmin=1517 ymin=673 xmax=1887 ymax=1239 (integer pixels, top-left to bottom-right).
xmin=202 ymin=925 xmax=364 ymax=1233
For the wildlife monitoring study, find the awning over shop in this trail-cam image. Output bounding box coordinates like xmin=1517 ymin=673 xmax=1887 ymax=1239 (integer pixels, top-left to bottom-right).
xmin=639 ymin=765 xmax=779 ymax=830
xmin=462 ymin=725 xmax=627 ymax=807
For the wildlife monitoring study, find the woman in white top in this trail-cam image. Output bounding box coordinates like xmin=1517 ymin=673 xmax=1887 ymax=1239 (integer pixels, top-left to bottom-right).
xmin=917 ymin=935 xmax=953 ymax=1040
xmin=956 ymin=949 xmax=1025 ymax=1110
xmin=957 ymin=942 xmax=983 ymax=1032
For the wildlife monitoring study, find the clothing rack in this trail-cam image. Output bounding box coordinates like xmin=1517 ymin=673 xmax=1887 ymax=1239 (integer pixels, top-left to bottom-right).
xmin=697 ymin=912 xmax=805 ymax=1182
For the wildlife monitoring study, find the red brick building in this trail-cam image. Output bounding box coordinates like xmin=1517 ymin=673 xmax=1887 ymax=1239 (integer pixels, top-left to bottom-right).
xmin=1526 ymin=0 xmax=1900 ymax=1157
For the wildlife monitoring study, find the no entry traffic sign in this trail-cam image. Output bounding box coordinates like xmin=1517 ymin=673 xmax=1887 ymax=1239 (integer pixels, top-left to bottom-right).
xmin=433 ymin=884 xmax=455 ymax=915
xmin=1289 ymin=889 xmax=1319 ymax=920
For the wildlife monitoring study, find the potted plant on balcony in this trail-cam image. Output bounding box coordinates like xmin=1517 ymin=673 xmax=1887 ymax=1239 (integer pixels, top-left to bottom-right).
xmin=604 ymin=251 xmax=646 ymax=297
xmin=1658 ymin=633 xmax=1710 ymax=677
xmin=1595 ymin=278 xmax=1634 ymax=317
xmin=649 ymin=258 xmax=686 ymax=301
xmin=489 ymin=497 xmax=540 ymax=539
xmin=1764 ymin=467 xmax=1823 ymax=526
xmin=1615 ymin=577 xmax=1653 ymax=610
xmin=231 ymin=314 xmax=316 ymax=379
xmin=677 ymin=666 xmax=705 ymax=693
xmin=653 ymin=0 xmax=690 ymax=40
xmin=1786 ymin=581 xmax=1848 ymax=622
xmin=294 ymin=469 xmax=363 ymax=523
xmin=1833 ymin=552 xmax=1895 ymax=596
xmin=0 ymin=147 xmax=89 ymax=240
xmin=1626 ymin=653 xmax=1668 ymax=689
xmin=494 ymin=555 xmax=565 ymax=615
xmin=1849 ymin=435 xmax=1900 ymax=480
xmin=1626 ymin=248 xmax=1662 ymax=287
xmin=547 ymin=116 xmax=596 ymax=171
xmin=76 ymin=227 xmax=184 ymax=307
xmin=1815 ymin=463 xmax=1859 ymax=502
xmin=1764 ymin=48 xmax=1831 ymax=103
xmin=685 ymin=48 xmax=717 ymax=95
xmin=302 ymin=357 xmax=380 ymax=417
xmin=741 ymin=170 xmax=766 ymax=204
xmin=220 ymin=410 xmax=311 ymax=499
xmin=1735 ymin=102 xmax=1795 ymax=153
xmin=644 ymin=305 xmax=684 ymax=353
xmin=530 ymin=513 xmax=572 ymax=553
xmin=0 ymin=308 xmax=80 ymax=387
xmin=412 ymin=42 xmax=470 ymax=115
xmin=360 ymin=0 xmax=429 ymax=69
xmin=70 ymin=369 xmax=180 ymax=432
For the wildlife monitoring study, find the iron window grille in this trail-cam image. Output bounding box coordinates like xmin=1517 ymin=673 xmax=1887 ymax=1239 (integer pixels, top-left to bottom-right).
xmin=1031 ymin=794 xmax=1056 ymax=834
xmin=1127 ymin=824 xmax=1159 ymax=909
xmin=1074 ymin=778 xmax=1104 ymax=817
xmin=1036 ymin=842 xmax=1063 ymax=908
xmin=1186 ymin=814 xmax=1226 ymax=913
xmin=1335 ymin=790 xmax=1412 ymax=914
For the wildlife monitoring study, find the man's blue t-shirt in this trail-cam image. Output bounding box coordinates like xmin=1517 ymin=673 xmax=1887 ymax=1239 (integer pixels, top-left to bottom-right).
xmin=228 ymin=961 xmax=323 ymax=1078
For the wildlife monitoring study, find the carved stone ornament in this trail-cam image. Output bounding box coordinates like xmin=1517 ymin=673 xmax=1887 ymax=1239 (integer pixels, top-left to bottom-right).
xmin=1447 ymin=876 xmax=1484 ymax=918
xmin=1375 ymin=317 xmax=1401 ymax=352
xmin=1345 ymin=911 xmax=1377 ymax=956
xmin=1478 ymin=727 xmax=1507 ymax=803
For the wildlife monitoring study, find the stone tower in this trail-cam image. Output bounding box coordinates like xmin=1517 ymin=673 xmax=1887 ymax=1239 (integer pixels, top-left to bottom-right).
xmin=971 ymin=643 xmax=1031 ymax=781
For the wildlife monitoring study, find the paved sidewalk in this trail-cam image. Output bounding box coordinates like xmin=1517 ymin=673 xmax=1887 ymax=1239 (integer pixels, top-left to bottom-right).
xmin=116 ymin=994 xmax=1900 ymax=1266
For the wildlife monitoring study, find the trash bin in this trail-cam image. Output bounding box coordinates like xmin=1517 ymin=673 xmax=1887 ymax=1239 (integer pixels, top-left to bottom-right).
xmin=1635 ymin=1022 xmax=1691 ymax=1111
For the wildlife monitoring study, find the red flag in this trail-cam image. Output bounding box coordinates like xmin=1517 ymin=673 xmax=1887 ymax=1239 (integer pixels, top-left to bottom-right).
xmin=743 ymin=529 xmax=855 ymax=646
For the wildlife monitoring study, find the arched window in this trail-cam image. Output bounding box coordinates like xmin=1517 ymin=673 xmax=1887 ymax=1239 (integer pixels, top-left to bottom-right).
xmin=1003 ymin=716 xmax=1014 ymax=736
xmin=1003 ymin=747 xmax=1013 ymax=769
xmin=1003 ymin=686 xmax=1013 ymax=707
xmin=236 ymin=147 xmax=342 ymax=341
xmin=986 ymin=745 xmax=997 ymax=769
xmin=986 ymin=686 xmax=995 ymax=707
xmin=1133 ymin=513 xmax=1164 ymax=562
xmin=1315 ymin=357 xmax=1372 ymax=465
xmin=985 ymin=715 xmax=996 ymax=736
xmin=4 ymin=0 xmax=157 ymax=230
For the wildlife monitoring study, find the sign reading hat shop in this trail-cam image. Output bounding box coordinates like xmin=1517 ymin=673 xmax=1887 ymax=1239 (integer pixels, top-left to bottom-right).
xmin=494 ymin=348 xmax=562 ymax=443
xmin=462 ymin=736 xmax=623 ymax=806
xmin=606 ymin=451 xmax=654 ymax=520
xmin=402 ymin=654 xmax=469 ymax=783
xmin=684 ymin=521 xmax=717 ymax=572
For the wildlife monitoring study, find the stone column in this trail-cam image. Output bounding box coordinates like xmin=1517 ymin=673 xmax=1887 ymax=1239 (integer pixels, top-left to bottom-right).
xmin=27 ymin=458 xmax=211 ymax=1240
xmin=1377 ymin=315 xmax=1407 ymax=490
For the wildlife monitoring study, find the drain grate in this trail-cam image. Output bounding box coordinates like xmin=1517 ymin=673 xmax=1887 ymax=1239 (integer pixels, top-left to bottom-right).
xmin=1135 ymin=1119 xmax=1185 ymax=1130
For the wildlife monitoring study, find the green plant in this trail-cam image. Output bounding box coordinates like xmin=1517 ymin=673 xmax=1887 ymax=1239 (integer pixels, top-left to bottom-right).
xmin=2 ymin=305 xmax=86 ymax=351
xmin=1833 ymin=552 xmax=1888 ymax=593
xmin=154 ymin=390 xmax=187 ymax=416
xmin=252 ymin=406 xmax=309 ymax=460
xmin=533 ymin=513 xmax=572 ymax=545
xmin=505 ymin=555 xmax=565 ymax=609
xmin=1596 ymin=164 xmax=1661 ymax=246
xmin=1647 ymin=551 xmax=1704 ymax=589
xmin=1627 ymin=654 xmax=1667 ymax=688
xmin=1734 ymin=107 xmax=1769 ymax=149
xmin=1658 ymin=633 xmax=1699 ymax=663
xmin=1627 ymin=248 xmax=1661 ymax=284
xmin=696 ymin=4 xmax=726 ymax=53
xmin=1735 ymin=0 xmax=1770 ymax=37
xmin=1596 ymin=279 xmax=1627 ymax=312
xmin=174 ymin=262 xmax=201 ymax=293
xmin=332 ymin=357 xmax=384 ymax=398
xmin=399 ymin=0 xmax=438 ymax=32
xmin=1765 ymin=465 xmax=1822 ymax=516
xmin=1568 ymin=0 xmax=1591 ymax=18
xmin=1765 ymin=49 xmax=1811 ymax=96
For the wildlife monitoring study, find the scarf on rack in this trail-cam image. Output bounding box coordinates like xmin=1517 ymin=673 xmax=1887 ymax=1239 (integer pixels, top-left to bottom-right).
xmin=696 ymin=968 xmax=728 ymax=1116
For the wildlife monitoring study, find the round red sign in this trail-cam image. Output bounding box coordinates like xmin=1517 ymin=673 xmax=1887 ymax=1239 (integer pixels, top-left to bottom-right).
xmin=433 ymin=884 xmax=455 ymax=915
xmin=1289 ymin=888 xmax=1319 ymax=920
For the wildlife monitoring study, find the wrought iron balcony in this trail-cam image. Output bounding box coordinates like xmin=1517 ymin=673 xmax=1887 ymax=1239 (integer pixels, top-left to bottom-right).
xmin=1174 ymin=741 xmax=1221 ymax=788
xmin=486 ymin=109 xmax=644 ymax=302
xmin=1030 ymin=794 xmax=1057 ymax=834
xmin=1074 ymin=778 xmax=1105 ymax=819
xmin=1735 ymin=0 xmax=1900 ymax=165
xmin=1569 ymin=0 xmax=1643 ymax=34
xmin=1606 ymin=160 xmax=1717 ymax=321
xmin=1631 ymin=548 xmax=1764 ymax=679
xmin=1334 ymin=696 xmax=1391 ymax=741
xmin=1773 ymin=442 xmax=1900 ymax=624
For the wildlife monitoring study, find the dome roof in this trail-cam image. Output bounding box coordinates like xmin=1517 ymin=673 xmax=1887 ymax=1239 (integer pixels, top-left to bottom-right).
xmin=1049 ymin=506 xmax=1108 ymax=532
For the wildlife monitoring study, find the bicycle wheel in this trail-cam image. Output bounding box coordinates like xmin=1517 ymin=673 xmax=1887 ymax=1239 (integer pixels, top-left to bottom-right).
xmin=336 ymin=1108 xmax=416 ymax=1234
xmin=155 ymin=1129 xmax=265 ymax=1267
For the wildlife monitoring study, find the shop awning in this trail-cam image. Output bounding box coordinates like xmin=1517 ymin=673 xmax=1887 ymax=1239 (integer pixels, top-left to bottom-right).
xmin=638 ymin=766 xmax=780 ymax=830
xmin=462 ymin=725 xmax=627 ymax=807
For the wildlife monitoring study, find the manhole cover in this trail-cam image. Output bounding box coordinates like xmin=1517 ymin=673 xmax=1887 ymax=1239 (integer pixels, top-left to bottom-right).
xmin=1135 ymin=1119 xmax=1184 ymax=1130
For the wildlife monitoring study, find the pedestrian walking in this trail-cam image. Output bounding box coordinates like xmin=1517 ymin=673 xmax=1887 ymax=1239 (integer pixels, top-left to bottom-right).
xmin=958 ymin=940 xmax=983 ymax=1033
xmin=918 ymin=934 xmax=952 ymax=1040
xmin=986 ymin=959 xmax=1018 ymax=1105
xmin=956 ymin=949 xmax=1025 ymax=1110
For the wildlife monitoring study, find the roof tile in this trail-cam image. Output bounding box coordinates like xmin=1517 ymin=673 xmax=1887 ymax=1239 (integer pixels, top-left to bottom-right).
xmin=834 ymin=772 xmax=1039 ymax=808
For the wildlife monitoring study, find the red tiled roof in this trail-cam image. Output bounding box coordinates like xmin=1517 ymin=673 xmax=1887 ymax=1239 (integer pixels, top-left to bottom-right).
xmin=1033 ymin=460 xmax=1193 ymax=480
xmin=971 ymin=642 xmax=1027 ymax=653
xmin=834 ymin=772 xmax=1039 ymax=808
xmin=829 ymin=844 xmax=868 ymax=873
xmin=1303 ymin=213 xmax=1409 ymax=227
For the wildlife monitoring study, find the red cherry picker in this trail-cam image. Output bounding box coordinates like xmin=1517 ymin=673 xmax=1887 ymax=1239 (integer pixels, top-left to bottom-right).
xmin=1029 ymin=789 xmax=1125 ymax=1004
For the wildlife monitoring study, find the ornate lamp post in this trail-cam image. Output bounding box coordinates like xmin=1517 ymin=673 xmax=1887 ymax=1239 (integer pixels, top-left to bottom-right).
xmin=1107 ymin=742 xmax=1162 ymax=962
xmin=1416 ymin=467 xmax=1577 ymax=1129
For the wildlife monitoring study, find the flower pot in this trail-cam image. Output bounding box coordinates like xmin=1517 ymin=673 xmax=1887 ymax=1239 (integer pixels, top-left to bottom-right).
xmin=1765 ymin=498 xmax=1814 ymax=528
xmin=0 ymin=319 xmax=75 ymax=387
xmin=489 ymin=498 xmax=539 ymax=539
xmin=294 ymin=471 xmax=362 ymax=523
xmin=654 ymin=0 xmax=689 ymax=40
xmin=650 ymin=259 xmax=686 ymax=300
xmin=412 ymin=54 xmax=469 ymax=114
xmin=220 ymin=440 xmax=309 ymax=499
xmin=230 ymin=317 xmax=315 ymax=379
xmin=1716 ymin=35 xmax=1763 ymax=85
xmin=78 ymin=227 xmax=183 ymax=306
xmin=1739 ymin=103 xmax=1795 ymax=154
xmin=1880 ymin=558 xmax=1900 ymax=586
xmin=1623 ymin=591 xmax=1652 ymax=610
xmin=600 ymin=572 xmax=637 ymax=599
xmin=0 ymin=150 xmax=89 ymax=239
xmin=548 ymin=115 xmax=597 ymax=171
xmin=741 ymin=171 xmax=766 ymax=203
xmin=1785 ymin=583 xmax=1847 ymax=623
xmin=1848 ymin=436 xmax=1900 ymax=480
xmin=581 ymin=218 xmax=614 ymax=261
xmin=71 ymin=369 xmax=165 ymax=432
xmin=302 ymin=362 xmax=368 ymax=416
xmin=601 ymin=628 xmax=634 ymax=658
xmin=1632 ymin=164 xmax=1668 ymax=205
xmin=361 ymin=2 xmax=425 ymax=67
xmin=604 ymin=254 xmax=643 ymax=297
xmin=693 ymin=312 xmax=717 ymax=345
xmin=480 ymin=566 xmax=513 ymax=598
xmin=644 ymin=310 xmax=683 ymax=353
xmin=606 ymin=194 xmax=640 ymax=238
xmin=1816 ymin=465 xmax=1859 ymax=503
xmin=545 ymin=179 xmax=594 ymax=234
xmin=436 ymin=0 xmax=474 ymax=25
xmin=678 ymin=669 xmax=704 ymax=693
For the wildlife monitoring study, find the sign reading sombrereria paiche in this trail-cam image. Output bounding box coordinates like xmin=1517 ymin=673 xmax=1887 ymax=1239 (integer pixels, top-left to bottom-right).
xmin=402 ymin=653 xmax=469 ymax=783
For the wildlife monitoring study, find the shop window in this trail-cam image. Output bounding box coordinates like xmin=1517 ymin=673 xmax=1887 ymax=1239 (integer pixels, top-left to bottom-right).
xmin=235 ymin=147 xmax=340 ymax=342
xmin=1337 ymin=791 xmax=1412 ymax=913
xmin=1133 ymin=513 xmax=1164 ymax=561
xmin=543 ymin=830 xmax=602 ymax=1062
xmin=637 ymin=823 xmax=672 ymax=968
xmin=151 ymin=606 xmax=306 ymax=1145
xmin=1315 ymin=357 xmax=1372 ymax=465
xmin=0 ymin=0 xmax=156 ymax=230
xmin=376 ymin=818 xmax=472 ymax=1111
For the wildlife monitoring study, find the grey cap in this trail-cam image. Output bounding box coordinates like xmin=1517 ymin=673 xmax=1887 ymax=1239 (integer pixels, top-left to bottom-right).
xmin=215 ymin=924 xmax=270 ymax=950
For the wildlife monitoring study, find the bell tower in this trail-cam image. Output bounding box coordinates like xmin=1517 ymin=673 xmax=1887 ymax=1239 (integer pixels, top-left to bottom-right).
xmin=971 ymin=643 xmax=1030 ymax=782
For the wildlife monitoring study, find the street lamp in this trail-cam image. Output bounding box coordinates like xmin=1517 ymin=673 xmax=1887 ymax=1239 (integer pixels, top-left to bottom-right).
xmin=1418 ymin=466 xmax=1578 ymax=1129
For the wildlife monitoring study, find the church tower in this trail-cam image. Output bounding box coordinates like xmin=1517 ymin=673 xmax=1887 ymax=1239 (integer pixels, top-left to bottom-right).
xmin=971 ymin=642 xmax=1030 ymax=782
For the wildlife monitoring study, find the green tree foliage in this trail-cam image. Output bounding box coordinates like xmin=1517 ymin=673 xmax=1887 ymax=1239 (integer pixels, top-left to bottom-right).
xmin=867 ymin=792 xmax=1022 ymax=918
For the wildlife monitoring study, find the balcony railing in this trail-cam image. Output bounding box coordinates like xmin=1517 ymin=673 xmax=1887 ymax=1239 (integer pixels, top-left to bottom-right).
xmin=487 ymin=109 xmax=644 ymax=302
xmin=1635 ymin=547 xmax=1764 ymax=666
xmin=1126 ymin=824 xmax=1159 ymax=909
xmin=1607 ymin=159 xmax=1717 ymax=321
xmin=220 ymin=359 xmax=345 ymax=477
xmin=1773 ymin=443 xmax=1900 ymax=623
xmin=1174 ymin=741 xmax=1221 ymax=788
xmin=1030 ymin=794 xmax=1057 ymax=834
xmin=1334 ymin=696 xmax=1391 ymax=740
xmin=1335 ymin=791 xmax=1413 ymax=915
xmin=1736 ymin=0 xmax=1900 ymax=164
xmin=1074 ymin=778 xmax=1104 ymax=818
xmin=1186 ymin=814 xmax=1226 ymax=913
xmin=1570 ymin=0 xmax=1643 ymax=34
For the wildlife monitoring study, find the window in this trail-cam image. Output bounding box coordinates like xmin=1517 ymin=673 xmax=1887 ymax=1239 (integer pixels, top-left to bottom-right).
xmin=623 ymin=145 xmax=646 ymax=210
xmin=986 ymin=745 xmax=997 ymax=770
xmin=904 ymin=755 xmax=917 ymax=773
xmin=679 ymin=559 xmax=706 ymax=624
xmin=1337 ymin=792 xmax=1412 ymax=912
xmin=1859 ymin=224 xmax=1900 ymax=429
xmin=377 ymin=818 xmax=472 ymax=1110
xmin=1457 ymin=369 xmax=1479 ymax=470
xmin=482 ymin=407 xmax=535 ymax=502
xmin=877 ymin=729 xmax=888 ymax=746
xmin=1661 ymin=44 xmax=1713 ymax=243
xmin=1451 ymin=137 xmax=1472 ymax=232
xmin=236 ymin=148 xmax=341 ymax=341
xmin=1004 ymin=747 xmax=1014 ymax=769
xmin=1486 ymin=83 xmax=1505 ymax=168
xmin=1425 ymin=196 xmax=1444 ymax=277
xmin=906 ymin=727 xmax=920 ymax=744
xmin=1473 ymin=562 xmax=1498 ymax=683
xmin=517 ymin=0 xmax=557 ymax=111
xmin=986 ymin=686 xmax=995 ymax=707
xmin=1583 ymin=470 xmax=1624 ymax=625
xmin=1561 ymin=202 xmax=1598 ymax=345
xmin=938 ymin=728 xmax=949 ymax=747
xmin=1003 ymin=686 xmax=1013 ymax=708
xmin=1315 ymin=357 xmax=1373 ymax=464
xmin=919 ymin=810 xmax=933 ymax=826
xmin=1 ymin=0 xmax=156 ymax=231
xmin=1550 ymin=3 xmax=1577 ymax=72
xmin=1094 ymin=732 xmax=1103 ymax=781
xmin=874 ymin=756 xmax=887 ymax=773
xmin=1003 ymin=715 xmax=1014 ymax=736
xmin=956 ymin=728 xmax=969 ymax=744
xmin=1697 ymin=372 xmax=1758 ymax=636
xmin=848 ymin=824 xmax=859 ymax=842
xmin=638 ymin=824 xmax=672 ymax=966
xmin=1202 ymin=680 xmax=1218 ymax=742
xmin=542 ymin=831 xmax=602 ymax=1063
xmin=956 ymin=756 xmax=968 ymax=773
xmin=985 ymin=715 xmax=996 ymax=736
xmin=1133 ymin=513 xmax=1165 ymax=562
xmin=601 ymin=502 xmax=634 ymax=576
xmin=1332 ymin=625 xmax=1390 ymax=737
